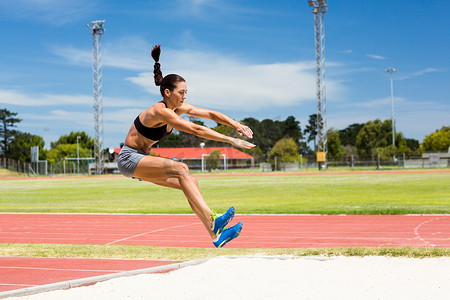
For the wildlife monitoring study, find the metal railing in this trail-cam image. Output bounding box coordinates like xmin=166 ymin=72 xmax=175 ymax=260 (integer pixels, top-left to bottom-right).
xmin=1 ymin=154 xmax=448 ymax=177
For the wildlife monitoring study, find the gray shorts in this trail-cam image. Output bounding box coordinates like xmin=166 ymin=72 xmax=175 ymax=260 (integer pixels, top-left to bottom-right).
xmin=117 ymin=145 xmax=149 ymax=178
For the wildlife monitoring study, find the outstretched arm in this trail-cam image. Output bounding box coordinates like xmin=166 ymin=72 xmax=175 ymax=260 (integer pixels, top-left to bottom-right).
xmin=162 ymin=108 xmax=255 ymax=149
xmin=177 ymin=103 xmax=253 ymax=139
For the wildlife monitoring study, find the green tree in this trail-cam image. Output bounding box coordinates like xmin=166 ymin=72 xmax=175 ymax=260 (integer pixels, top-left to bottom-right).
xmin=304 ymin=114 xmax=318 ymax=150
xmin=356 ymin=119 xmax=408 ymax=159
xmin=374 ymin=132 xmax=409 ymax=162
xmin=268 ymin=138 xmax=299 ymax=165
xmin=205 ymin=150 xmax=221 ymax=172
xmin=9 ymin=132 xmax=46 ymax=162
xmin=205 ymin=124 xmax=240 ymax=147
xmin=51 ymin=131 xmax=94 ymax=150
xmin=282 ymin=116 xmax=303 ymax=144
xmin=405 ymin=138 xmax=420 ymax=152
xmin=326 ymin=128 xmax=346 ymax=161
xmin=421 ymin=126 xmax=450 ymax=151
xmin=212 ymin=124 xmax=238 ymax=137
xmin=343 ymin=145 xmax=358 ymax=160
xmin=261 ymin=119 xmax=283 ymax=150
xmin=241 ymin=117 xmax=268 ymax=154
xmin=156 ymin=133 xmax=184 ymax=147
xmin=339 ymin=123 xmax=364 ymax=146
xmin=373 ymin=145 xmax=397 ymax=161
xmin=244 ymin=147 xmax=263 ymax=164
xmin=242 ymin=116 xmax=304 ymax=156
xmin=395 ymin=132 xmax=409 ymax=156
xmin=356 ymin=119 xmax=391 ymax=158
xmin=47 ymin=144 xmax=91 ymax=164
xmin=0 ymin=109 xmax=22 ymax=159
xmin=176 ymin=118 xmax=206 ymax=147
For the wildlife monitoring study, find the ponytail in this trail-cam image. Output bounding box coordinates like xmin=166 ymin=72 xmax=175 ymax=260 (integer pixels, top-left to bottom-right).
xmin=151 ymin=45 xmax=163 ymax=86
xmin=151 ymin=44 xmax=186 ymax=97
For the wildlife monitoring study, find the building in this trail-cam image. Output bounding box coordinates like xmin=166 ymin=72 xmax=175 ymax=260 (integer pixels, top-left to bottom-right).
xmin=108 ymin=146 xmax=254 ymax=172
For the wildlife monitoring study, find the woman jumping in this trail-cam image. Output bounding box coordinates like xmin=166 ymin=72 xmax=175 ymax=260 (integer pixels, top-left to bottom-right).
xmin=117 ymin=45 xmax=256 ymax=248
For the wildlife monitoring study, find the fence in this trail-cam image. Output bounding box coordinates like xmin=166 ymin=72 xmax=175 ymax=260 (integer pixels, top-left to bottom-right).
xmin=260 ymin=154 xmax=450 ymax=171
xmin=1 ymin=154 xmax=449 ymax=176
xmin=0 ymin=157 xmax=91 ymax=176
xmin=1 ymin=158 xmax=30 ymax=174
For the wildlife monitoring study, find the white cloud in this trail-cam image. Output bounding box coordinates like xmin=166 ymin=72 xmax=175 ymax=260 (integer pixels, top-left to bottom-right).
xmin=50 ymin=46 xmax=92 ymax=66
xmin=397 ymin=68 xmax=440 ymax=80
xmin=127 ymin=48 xmax=346 ymax=111
xmin=18 ymin=107 xmax=141 ymax=148
xmin=51 ymin=37 xmax=153 ymax=71
xmin=23 ymin=109 xmax=91 ymax=122
xmin=172 ymin=0 xmax=244 ymax=17
xmin=367 ymin=54 xmax=386 ymax=60
xmin=23 ymin=108 xmax=139 ymax=125
xmin=53 ymin=41 xmax=347 ymax=111
xmin=0 ymin=0 xmax=95 ymax=25
xmin=0 ymin=89 xmax=146 ymax=108
xmin=0 ymin=89 xmax=91 ymax=106
xmin=51 ymin=38 xmax=347 ymax=111
xmin=352 ymin=96 xmax=406 ymax=109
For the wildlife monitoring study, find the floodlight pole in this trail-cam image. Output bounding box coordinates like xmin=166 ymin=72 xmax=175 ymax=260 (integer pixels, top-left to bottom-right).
xmin=308 ymin=0 xmax=328 ymax=170
xmin=385 ymin=67 xmax=397 ymax=148
xmin=87 ymin=20 xmax=105 ymax=175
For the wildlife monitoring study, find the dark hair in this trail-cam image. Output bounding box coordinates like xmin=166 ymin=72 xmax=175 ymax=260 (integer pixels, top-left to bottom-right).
xmin=151 ymin=45 xmax=185 ymax=97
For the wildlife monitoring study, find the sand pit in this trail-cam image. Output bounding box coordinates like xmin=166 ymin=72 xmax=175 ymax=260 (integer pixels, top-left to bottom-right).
xmin=11 ymin=256 xmax=450 ymax=299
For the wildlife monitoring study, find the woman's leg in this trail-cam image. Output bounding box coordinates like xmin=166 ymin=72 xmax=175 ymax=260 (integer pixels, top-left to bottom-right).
xmin=133 ymin=156 xmax=216 ymax=239
xmin=142 ymin=177 xmax=212 ymax=234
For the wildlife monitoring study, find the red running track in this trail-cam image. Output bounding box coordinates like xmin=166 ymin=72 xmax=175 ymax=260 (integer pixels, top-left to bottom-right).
xmin=0 ymin=257 xmax=174 ymax=293
xmin=0 ymin=213 xmax=449 ymax=294
xmin=1 ymin=213 xmax=448 ymax=248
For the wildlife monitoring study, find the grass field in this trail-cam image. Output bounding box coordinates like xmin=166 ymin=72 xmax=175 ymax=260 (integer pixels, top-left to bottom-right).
xmin=1 ymin=243 xmax=449 ymax=260
xmin=1 ymin=170 xmax=449 ymax=214
xmin=1 ymin=169 xmax=449 ymax=259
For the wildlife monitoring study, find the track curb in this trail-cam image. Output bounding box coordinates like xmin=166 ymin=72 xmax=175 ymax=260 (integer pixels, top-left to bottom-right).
xmin=0 ymin=256 xmax=333 ymax=299
xmin=0 ymin=258 xmax=209 ymax=299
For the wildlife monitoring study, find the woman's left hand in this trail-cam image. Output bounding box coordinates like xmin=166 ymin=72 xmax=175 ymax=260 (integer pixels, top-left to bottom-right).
xmin=230 ymin=138 xmax=256 ymax=149
xmin=236 ymin=124 xmax=253 ymax=139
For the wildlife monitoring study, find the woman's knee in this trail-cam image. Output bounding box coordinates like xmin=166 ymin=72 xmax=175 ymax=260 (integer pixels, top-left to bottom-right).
xmin=174 ymin=162 xmax=190 ymax=178
xmin=175 ymin=163 xmax=198 ymax=184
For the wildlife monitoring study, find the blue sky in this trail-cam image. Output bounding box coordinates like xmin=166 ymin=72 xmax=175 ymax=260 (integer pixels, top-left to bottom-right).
xmin=0 ymin=0 xmax=448 ymax=149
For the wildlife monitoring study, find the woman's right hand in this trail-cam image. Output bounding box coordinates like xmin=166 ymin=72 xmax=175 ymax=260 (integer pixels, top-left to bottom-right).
xmin=230 ymin=138 xmax=256 ymax=149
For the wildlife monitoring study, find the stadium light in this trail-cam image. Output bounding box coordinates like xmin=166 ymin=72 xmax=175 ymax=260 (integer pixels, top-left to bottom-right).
xmin=385 ymin=67 xmax=397 ymax=148
xmin=308 ymin=0 xmax=328 ymax=170
xmin=87 ymin=20 xmax=106 ymax=174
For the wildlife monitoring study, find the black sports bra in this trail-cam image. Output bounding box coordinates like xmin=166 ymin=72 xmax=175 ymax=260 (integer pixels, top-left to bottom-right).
xmin=134 ymin=102 xmax=173 ymax=141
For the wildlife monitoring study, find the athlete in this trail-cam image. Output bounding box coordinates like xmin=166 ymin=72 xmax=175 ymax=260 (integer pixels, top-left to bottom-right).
xmin=117 ymin=45 xmax=255 ymax=248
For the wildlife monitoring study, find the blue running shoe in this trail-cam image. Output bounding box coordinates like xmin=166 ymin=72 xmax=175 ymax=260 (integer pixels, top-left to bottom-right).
xmin=211 ymin=207 xmax=235 ymax=235
xmin=213 ymin=222 xmax=243 ymax=248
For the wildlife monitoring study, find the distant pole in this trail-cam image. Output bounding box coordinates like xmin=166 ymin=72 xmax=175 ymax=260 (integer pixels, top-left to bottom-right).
xmin=87 ymin=20 xmax=105 ymax=175
xmin=76 ymin=136 xmax=81 ymax=174
xmin=385 ymin=67 xmax=397 ymax=147
xmin=308 ymin=0 xmax=328 ymax=170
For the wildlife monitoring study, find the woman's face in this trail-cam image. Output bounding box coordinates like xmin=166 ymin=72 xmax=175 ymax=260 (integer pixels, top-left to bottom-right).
xmin=165 ymin=81 xmax=187 ymax=107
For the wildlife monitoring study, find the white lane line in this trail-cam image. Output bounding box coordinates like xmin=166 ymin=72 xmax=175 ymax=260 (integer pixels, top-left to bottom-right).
xmin=0 ymin=266 xmax=127 ymax=273
xmin=106 ymin=222 xmax=202 ymax=245
xmin=413 ymin=217 xmax=442 ymax=247
xmin=0 ymin=284 xmax=34 ymax=287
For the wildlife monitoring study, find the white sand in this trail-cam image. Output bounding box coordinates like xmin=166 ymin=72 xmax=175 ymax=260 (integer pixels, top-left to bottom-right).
xmin=11 ymin=256 xmax=450 ymax=300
